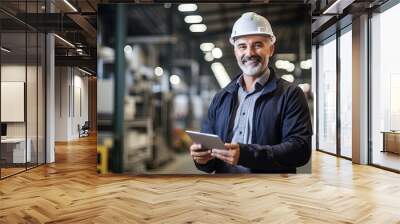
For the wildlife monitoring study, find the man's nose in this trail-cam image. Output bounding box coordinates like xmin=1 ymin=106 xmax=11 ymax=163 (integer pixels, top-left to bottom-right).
xmin=245 ymin=46 xmax=256 ymax=57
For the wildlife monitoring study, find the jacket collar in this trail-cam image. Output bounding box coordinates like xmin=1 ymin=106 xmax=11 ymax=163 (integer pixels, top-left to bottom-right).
xmin=225 ymin=67 xmax=278 ymax=96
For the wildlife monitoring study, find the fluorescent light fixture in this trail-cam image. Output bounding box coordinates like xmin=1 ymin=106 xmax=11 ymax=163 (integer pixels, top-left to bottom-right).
xmin=54 ymin=34 xmax=75 ymax=48
xmin=1 ymin=47 xmax=11 ymax=53
xmin=298 ymin=83 xmax=311 ymax=92
xmin=124 ymin=45 xmax=133 ymax=55
xmin=286 ymin=63 xmax=295 ymax=72
xmin=323 ymin=0 xmax=340 ymax=14
xmin=281 ymin=74 xmax=294 ymax=83
xmin=200 ymin=43 xmax=215 ymax=52
xmin=189 ymin=24 xmax=207 ymax=32
xmin=178 ymin=4 xmax=197 ymax=12
xmin=170 ymin=74 xmax=181 ymax=85
xmin=154 ymin=67 xmax=164 ymax=76
xmin=300 ymin=59 xmax=312 ymax=70
xmin=211 ymin=48 xmax=223 ymax=59
xmin=63 ymin=0 xmax=78 ymax=12
xmin=78 ymin=67 xmax=92 ymax=76
xmin=211 ymin=62 xmax=231 ymax=88
xmin=275 ymin=60 xmax=295 ymax=72
xmin=204 ymin=52 xmax=214 ymax=62
xmin=184 ymin=15 xmax=202 ymax=24
xmin=322 ymin=0 xmax=354 ymax=14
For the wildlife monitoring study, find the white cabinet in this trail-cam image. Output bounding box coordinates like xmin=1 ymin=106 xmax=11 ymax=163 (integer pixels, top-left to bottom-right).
xmin=1 ymin=138 xmax=32 ymax=163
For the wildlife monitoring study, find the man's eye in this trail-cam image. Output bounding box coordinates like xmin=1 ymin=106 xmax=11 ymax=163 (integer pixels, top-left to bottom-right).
xmin=255 ymin=43 xmax=263 ymax=48
xmin=238 ymin=46 xmax=246 ymax=50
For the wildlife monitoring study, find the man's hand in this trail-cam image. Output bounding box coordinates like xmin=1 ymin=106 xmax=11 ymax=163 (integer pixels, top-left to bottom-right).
xmin=190 ymin=143 xmax=214 ymax=165
xmin=211 ymin=143 xmax=240 ymax=165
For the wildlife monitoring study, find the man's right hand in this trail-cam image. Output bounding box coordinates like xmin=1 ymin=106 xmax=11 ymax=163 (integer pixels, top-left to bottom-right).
xmin=190 ymin=143 xmax=214 ymax=164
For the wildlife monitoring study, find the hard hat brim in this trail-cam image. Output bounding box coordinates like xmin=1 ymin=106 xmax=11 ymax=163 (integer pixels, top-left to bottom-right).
xmin=230 ymin=33 xmax=276 ymax=45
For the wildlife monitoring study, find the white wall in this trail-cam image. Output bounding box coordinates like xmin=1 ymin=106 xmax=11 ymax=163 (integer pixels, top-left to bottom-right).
xmin=1 ymin=64 xmax=46 ymax=164
xmin=55 ymin=67 xmax=69 ymax=141
xmin=55 ymin=67 xmax=89 ymax=141
xmin=1 ymin=65 xmax=34 ymax=137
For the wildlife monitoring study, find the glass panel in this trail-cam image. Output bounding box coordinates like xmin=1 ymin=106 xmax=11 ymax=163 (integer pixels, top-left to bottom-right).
xmin=1 ymin=30 xmax=27 ymax=177
xmin=26 ymin=0 xmax=39 ymax=169
xmin=317 ymin=36 xmax=337 ymax=154
xmin=38 ymin=32 xmax=45 ymax=165
xmin=371 ymin=3 xmax=400 ymax=171
xmin=27 ymin=30 xmax=38 ymax=169
xmin=339 ymin=29 xmax=352 ymax=158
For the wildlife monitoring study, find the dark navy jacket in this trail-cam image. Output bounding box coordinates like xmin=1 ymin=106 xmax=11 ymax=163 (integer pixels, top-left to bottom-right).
xmin=195 ymin=68 xmax=312 ymax=173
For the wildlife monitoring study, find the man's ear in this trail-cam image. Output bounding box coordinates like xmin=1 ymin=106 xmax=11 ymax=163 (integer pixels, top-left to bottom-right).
xmin=269 ymin=44 xmax=275 ymax=57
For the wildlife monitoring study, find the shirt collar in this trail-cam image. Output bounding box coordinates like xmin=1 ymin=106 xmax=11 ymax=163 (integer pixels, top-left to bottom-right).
xmin=236 ymin=68 xmax=270 ymax=91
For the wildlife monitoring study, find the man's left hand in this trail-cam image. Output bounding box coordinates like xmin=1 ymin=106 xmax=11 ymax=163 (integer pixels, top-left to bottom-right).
xmin=211 ymin=143 xmax=240 ymax=165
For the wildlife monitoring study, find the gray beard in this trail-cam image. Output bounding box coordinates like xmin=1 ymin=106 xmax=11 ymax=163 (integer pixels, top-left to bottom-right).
xmin=238 ymin=58 xmax=269 ymax=77
xmin=239 ymin=63 xmax=263 ymax=77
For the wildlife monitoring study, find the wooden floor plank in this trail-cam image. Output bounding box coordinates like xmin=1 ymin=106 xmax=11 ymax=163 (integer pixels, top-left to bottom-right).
xmin=0 ymin=135 xmax=400 ymax=223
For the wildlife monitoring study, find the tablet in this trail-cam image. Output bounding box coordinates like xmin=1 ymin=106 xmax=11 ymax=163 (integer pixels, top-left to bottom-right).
xmin=185 ymin=130 xmax=225 ymax=150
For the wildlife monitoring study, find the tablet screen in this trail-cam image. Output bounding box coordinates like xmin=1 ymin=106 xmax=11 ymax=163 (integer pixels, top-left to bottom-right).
xmin=186 ymin=130 xmax=225 ymax=150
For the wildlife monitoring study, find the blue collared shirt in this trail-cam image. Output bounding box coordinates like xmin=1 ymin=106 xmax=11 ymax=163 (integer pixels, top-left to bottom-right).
xmin=231 ymin=69 xmax=270 ymax=144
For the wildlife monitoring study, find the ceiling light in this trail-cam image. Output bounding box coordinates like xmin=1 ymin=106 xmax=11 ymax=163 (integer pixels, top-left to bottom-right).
xmin=189 ymin=24 xmax=207 ymax=32
xmin=63 ymin=0 xmax=78 ymax=12
xmin=281 ymin=74 xmax=294 ymax=83
xmin=1 ymin=47 xmax=11 ymax=53
xmin=54 ymin=34 xmax=75 ymax=48
xmin=275 ymin=60 xmax=295 ymax=72
xmin=298 ymin=83 xmax=311 ymax=92
xmin=170 ymin=75 xmax=181 ymax=85
xmin=78 ymin=67 xmax=92 ymax=76
xmin=322 ymin=0 xmax=352 ymax=15
xmin=124 ymin=45 xmax=133 ymax=55
xmin=211 ymin=48 xmax=223 ymax=59
xmin=204 ymin=52 xmax=214 ymax=62
xmin=275 ymin=60 xmax=285 ymax=69
xmin=300 ymin=59 xmax=312 ymax=70
xmin=211 ymin=62 xmax=231 ymax=88
xmin=286 ymin=63 xmax=295 ymax=72
xmin=184 ymin=15 xmax=202 ymax=24
xmin=178 ymin=4 xmax=197 ymax=12
xmin=200 ymin=43 xmax=215 ymax=52
xmin=154 ymin=67 xmax=163 ymax=76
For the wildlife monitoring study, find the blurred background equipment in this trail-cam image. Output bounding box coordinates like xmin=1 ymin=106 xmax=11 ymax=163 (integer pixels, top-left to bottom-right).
xmin=97 ymin=3 xmax=311 ymax=174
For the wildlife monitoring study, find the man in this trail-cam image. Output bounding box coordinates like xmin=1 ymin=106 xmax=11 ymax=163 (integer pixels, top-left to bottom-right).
xmin=190 ymin=12 xmax=312 ymax=173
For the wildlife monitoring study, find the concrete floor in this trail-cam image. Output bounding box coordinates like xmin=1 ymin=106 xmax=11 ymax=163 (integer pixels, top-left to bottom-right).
xmin=146 ymin=152 xmax=204 ymax=174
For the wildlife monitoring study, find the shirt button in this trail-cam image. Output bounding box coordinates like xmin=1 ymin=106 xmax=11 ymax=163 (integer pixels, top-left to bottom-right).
xmin=239 ymin=131 xmax=242 ymax=135
xmin=242 ymin=112 xmax=245 ymax=115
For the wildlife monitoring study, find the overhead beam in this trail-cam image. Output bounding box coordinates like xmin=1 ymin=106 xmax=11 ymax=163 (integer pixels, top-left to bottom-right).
xmin=52 ymin=0 xmax=97 ymax=46
xmin=55 ymin=55 xmax=96 ymax=71
xmin=4 ymin=13 xmax=84 ymax=32
xmin=67 ymin=14 xmax=96 ymax=39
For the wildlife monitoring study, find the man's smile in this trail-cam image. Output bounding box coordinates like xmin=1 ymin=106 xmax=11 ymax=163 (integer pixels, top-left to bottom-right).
xmin=241 ymin=56 xmax=262 ymax=66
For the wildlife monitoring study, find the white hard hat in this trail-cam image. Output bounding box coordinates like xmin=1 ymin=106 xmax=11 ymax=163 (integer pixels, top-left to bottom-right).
xmin=230 ymin=12 xmax=276 ymax=45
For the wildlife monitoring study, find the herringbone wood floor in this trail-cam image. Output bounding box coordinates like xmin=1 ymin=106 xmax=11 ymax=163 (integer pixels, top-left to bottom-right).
xmin=1 ymin=135 xmax=400 ymax=223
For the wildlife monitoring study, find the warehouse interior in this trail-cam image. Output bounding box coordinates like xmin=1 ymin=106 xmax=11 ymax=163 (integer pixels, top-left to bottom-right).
xmin=0 ymin=0 xmax=400 ymax=222
xmin=97 ymin=3 xmax=312 ymax=174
